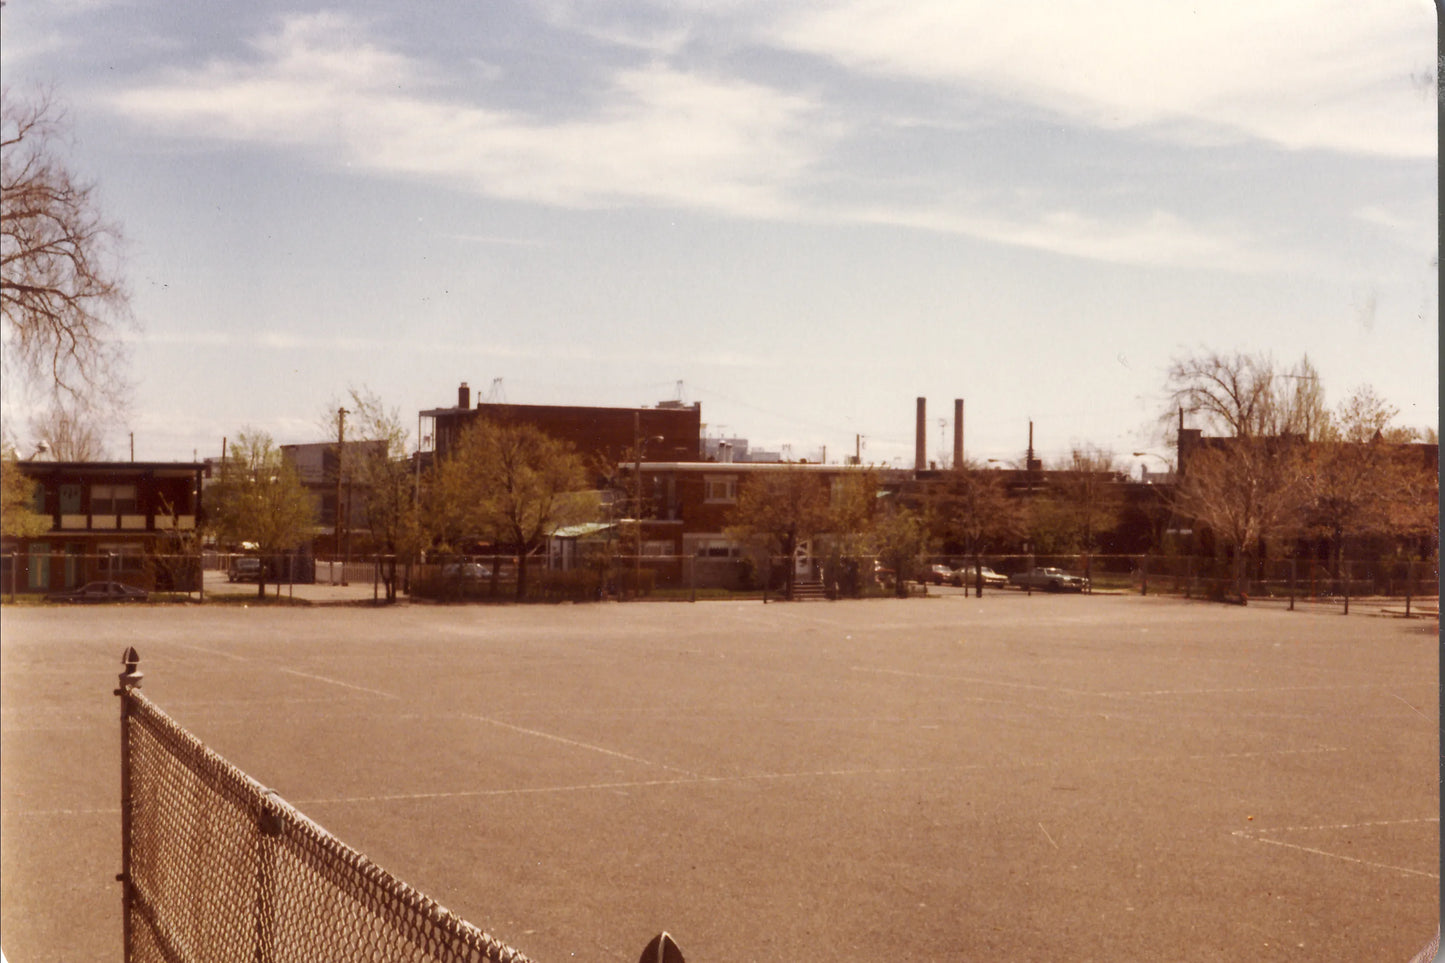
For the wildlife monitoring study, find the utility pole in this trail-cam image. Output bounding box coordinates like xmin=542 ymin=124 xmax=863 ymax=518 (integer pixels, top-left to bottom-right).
xmin=634 ymin=412 xmax=642 ymax=599
xmin=336 ymin=407 xmax=347 ymax=569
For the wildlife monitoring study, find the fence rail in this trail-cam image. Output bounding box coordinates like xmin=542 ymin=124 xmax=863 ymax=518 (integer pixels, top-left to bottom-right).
xmin=115 ymin=649 xmax=684 ymax=963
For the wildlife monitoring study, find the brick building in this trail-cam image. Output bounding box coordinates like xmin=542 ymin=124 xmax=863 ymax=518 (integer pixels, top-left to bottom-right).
xmin=420 ymin=382 xmax=703 ymax=476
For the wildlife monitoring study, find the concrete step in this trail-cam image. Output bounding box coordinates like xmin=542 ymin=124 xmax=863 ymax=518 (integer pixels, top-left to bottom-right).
xmin=790 ymin=579 xmax=828 ymax=601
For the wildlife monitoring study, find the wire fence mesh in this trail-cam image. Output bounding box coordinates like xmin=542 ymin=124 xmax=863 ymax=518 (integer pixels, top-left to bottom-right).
xmin=118 ymin=670 xmax=536 ymax=963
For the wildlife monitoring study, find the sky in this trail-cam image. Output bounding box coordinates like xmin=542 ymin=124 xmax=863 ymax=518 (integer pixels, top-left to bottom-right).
xmin=1 ymin=1 xmax=1437 ymax=473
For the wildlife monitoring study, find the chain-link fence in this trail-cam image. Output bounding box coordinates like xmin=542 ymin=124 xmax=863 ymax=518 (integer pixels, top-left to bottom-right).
xmin=6 ymin=548 xmax=1434 ymax=613
xmin=116 ymin=651 xmax=686 ymax=962
xmin=919 ymin=553 xmax=1438 ymax=613
xmin=117 ymin=649 xmax=536 ymax=963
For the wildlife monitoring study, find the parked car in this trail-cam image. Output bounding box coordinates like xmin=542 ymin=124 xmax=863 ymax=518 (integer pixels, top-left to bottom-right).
xmin=926 ymin=564 xmax=958 ymax=585
xmin=441 ymin=561 xmax=491 ymax=581
xmin=45 ymin=581 xmax=148 ymax=603
xmin=955 ymin=565 xmax=1008 ymax=588
xmin=228 ymin=557 xmax=262 ymax=582
xmin=1008 ymin=567 xmax=1090 ymax=592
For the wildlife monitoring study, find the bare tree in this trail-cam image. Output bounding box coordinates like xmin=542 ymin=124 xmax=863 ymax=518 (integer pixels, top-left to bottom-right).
xmin=1303 ymin=385 xmax=1438 ymax=575
xmin=26 ymin=399 xmax=107 ymax=460
xmin=338 ymin=387 xmax=422 ymax=602
xmin=1164 ymin=349 xmax=1329 ymax=598
xmin=1030 ymin=447 xmax=1124 ymax=575
xmin=2 ymin=88 xmax=131 ymax=411
xmin=1165 ymin=350 xmax=1326 ymax=440
xmin=1172 ymin=436 xmax=1309 ymax=597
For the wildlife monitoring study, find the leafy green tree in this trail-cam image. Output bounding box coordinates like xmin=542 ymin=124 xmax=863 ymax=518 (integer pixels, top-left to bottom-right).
xmin=725 ymin=468 xmax=833 ymax=600
xmin=206 ymin=429 xmax=316 ymax=598
xmin=428 ymin=418 xmax=588 ymax=600
xmin=928 ymin=463 xmax=1022 ymax=594
xmin=822 ymin=470 xmax=880 ymax=597
xmin=2 ymin=450 xmax=50 ymax=537
xmin=868 ymin=504 xmax=929 ymax=598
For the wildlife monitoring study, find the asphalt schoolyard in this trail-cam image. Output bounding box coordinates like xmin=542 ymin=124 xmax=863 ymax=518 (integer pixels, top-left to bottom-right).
xmin=0 ymin=592 xmax=1437 ymax=962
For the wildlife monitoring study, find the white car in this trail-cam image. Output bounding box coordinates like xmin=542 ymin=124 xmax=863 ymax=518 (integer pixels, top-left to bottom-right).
xmin=1008 ymin=567 xmax=1090 ymax=592
xmin=954 ymin=565 xmax=1008 ymax=588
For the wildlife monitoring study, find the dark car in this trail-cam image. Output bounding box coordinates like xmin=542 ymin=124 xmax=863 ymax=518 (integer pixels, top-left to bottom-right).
xmin=228 ymin=557 xmax=262 ymax=582
xmin=45 ymin=581 xmax=148 ymax=603
xmin=926 ymin=564 xmax=958 ymax=585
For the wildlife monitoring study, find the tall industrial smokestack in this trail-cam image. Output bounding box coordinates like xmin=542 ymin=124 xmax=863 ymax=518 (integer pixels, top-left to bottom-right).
xmin=953 ymin=399 xmax=964 ymax=469
xmin=915 ymin=398 xmax=927 ymax=472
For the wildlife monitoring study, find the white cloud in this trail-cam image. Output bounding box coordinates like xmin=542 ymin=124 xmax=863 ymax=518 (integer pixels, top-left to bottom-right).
xmin=764 ymin=0 xmax=1435 ymax=158
xmin=108 ymin=13 xmax=827 ymax=218
xmin=101 ymin=7 xmax=1415 ymax=274
xmin=839 ymin=203 xmax=1289 ymax=272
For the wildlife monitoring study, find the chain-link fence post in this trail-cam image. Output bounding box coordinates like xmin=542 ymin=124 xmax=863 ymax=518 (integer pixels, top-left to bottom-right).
xmin=115 ymin=647 xmax=143 ymax=963
xmin=1342 ymin=558 xmax=1350 ymax=615
xmin=1404 ymin=555 xmax=1416 ymax=615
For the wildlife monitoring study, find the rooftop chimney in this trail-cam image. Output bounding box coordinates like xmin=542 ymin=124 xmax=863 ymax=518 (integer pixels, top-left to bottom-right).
xmin=915 ymin=397 xmax=927 ymax=472
xmin=1026 ymin=420 xmax=1042 ymax=473
xmin=953 ymin=399 xmax=964 ymax=469
xmin=458 ymin=382 xmax=470 ymax=409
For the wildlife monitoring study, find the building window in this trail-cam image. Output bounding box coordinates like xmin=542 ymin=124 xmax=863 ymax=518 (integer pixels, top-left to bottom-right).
xmin=704 ymin=475 xmax=737 ymax=503
xmin=91 ymin=484 xmax=138 ymax=515
xmin=28 ymin=542 xmax=50 ymax=591
xmin=692 ymin=538 xmax=741 ymax=558
xmin=59 ymin=484 xmax=82 ymax=514
xmin=97 ymin=543 xmax=145 ymax=572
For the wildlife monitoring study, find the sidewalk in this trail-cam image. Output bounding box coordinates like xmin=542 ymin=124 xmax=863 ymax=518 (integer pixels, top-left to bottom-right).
xmin=202 ymin=570 xmax=396 ymax=604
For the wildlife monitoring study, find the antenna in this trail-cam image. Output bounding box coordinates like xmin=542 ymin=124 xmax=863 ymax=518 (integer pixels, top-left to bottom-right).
xmin=487 ymin=378 xmax=505 ymax=403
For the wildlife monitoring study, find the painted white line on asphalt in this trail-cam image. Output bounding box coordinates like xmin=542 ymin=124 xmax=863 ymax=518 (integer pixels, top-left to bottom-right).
xmin=276 ymin=667 xmax=400 ymax=699
xmin=1248 ymin=816 xmax=1439 ymax=835
xmin=852 ymin=666 xmax=1098 ymax=697
xmin=1232 ymin=817 xmax=1440 ymax=879
xmin=458 ymin=712 xmax=701 ymax=778
xmin=1233 ymin=833 xmax=1439 ymax=879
